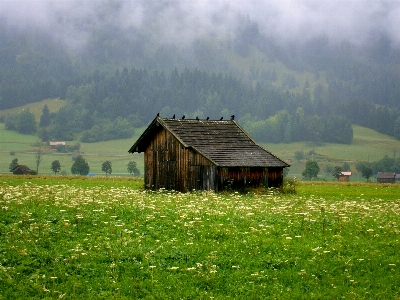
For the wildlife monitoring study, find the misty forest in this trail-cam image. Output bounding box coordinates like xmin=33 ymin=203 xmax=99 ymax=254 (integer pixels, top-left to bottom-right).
xmin=1 ymin=2 xmax=400 ymax=145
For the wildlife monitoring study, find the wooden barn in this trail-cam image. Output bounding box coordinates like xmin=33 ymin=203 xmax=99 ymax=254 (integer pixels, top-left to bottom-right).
xmin=128 ymin=116 xmax=289 ymax=192
xmin=377 ymin=172 xmax=396 ymax=184
xmin=12 ymin=165 xmax=34 ymax=175
xmin=338 ymin=171 xmax=352 ymax=182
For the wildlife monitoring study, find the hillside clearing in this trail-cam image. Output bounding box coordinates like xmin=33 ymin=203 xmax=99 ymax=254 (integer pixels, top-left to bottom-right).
xmin=0 ymin=98 xmax=67 ymax=121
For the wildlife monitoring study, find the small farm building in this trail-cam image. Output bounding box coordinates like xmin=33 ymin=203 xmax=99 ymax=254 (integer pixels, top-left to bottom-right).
xmin=50 ymin=141 xmax=66 ymax=149
xmin=12 ymin=165 xmax=34 ymax=175
xmin=128 ymin=116 xmax=289 ymax=192
xmin=338 ymin=171 xmax=351 ymax=182
xmin=377 ymin=172 xmax=396 ymax=183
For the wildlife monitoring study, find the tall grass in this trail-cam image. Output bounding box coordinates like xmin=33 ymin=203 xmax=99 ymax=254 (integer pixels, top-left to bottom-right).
xmin=0 ymin=176 xmax=399 ymax=299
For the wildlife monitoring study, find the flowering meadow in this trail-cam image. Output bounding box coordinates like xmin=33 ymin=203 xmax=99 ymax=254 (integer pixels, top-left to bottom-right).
xmin=0 ymin=177 xmax=399 ymax=299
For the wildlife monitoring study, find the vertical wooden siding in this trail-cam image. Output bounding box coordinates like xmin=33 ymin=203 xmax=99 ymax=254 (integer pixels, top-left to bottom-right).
xmin=144 ymin=127 xmax=215 ymax=192
xmin=267 ymin=168 xmax=284 ymax=188
xmin=217 ymin=167 xmax=269 ymax=190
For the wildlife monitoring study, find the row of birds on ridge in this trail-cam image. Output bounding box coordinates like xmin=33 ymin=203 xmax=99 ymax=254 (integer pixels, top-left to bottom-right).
xmin=157 ymin=113 xmax=235 ymax=121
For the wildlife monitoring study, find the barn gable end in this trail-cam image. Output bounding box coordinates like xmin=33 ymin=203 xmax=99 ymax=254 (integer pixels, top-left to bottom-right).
xmin=129 ymin=117 xmax=289 ymax=192
xmin=12 ymin=165 xmax=34 ymax=175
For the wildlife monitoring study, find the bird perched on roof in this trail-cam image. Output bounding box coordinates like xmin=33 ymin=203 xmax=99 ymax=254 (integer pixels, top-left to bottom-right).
xmin=206 ymin=117 xmax=209 ymax=120
xmin=230 ymin=115 xmax=235 ymax=120
xmin=196 ymin=116 xmax=199 ymax=121
xmin=220 ymin=117 xmax=223 ymax=120
xmin=172 ymin=114 xmax=175 ymax=119
xmin=157 ymin=112 xmax=160 ymax=117
xmin=182 ymin=115 xmax=185 ymax=120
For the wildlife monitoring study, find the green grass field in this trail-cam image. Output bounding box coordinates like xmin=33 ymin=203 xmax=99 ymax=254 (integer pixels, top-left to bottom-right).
xmin=0 ymin=123 xmax=145 ymax=176
xmin=0 ymin=176 xmax=399 ymax=299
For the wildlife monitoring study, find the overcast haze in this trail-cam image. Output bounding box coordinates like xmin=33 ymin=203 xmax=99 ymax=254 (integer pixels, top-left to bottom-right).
xmin=1 ymin=0 xmax=400 ymax=51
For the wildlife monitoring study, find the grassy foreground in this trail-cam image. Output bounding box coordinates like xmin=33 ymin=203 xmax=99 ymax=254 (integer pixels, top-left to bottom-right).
xmin=0 ymin=176 xmax=399 ymax=299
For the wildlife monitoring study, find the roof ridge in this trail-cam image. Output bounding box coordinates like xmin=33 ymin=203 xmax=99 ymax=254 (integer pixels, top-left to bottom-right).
xmin=129 ymin=116 xmax=289 ymax=168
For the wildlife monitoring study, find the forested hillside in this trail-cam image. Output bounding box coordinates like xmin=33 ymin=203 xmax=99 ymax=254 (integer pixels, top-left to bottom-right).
xmin=1 ymin=17 xmax=400 ymax=144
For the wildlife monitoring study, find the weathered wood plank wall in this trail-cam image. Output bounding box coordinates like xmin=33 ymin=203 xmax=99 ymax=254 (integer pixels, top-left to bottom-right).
xmin=144 ymin=127 xmax=215 ymax=191
xmin=216 ymin=167 xmax=269 ymax=190
xmin=265 ymin=167 xmax=284 ymax=188
xmin=143 ymin=126 xmax=284 ymax=192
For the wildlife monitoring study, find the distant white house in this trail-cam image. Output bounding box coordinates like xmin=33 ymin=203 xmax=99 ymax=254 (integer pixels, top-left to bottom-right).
xmin=49 ymin=141 xmax=66 ymax=149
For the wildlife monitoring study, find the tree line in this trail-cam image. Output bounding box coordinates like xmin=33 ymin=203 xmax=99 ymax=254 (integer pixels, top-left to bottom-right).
xmin=355 ymin=155 xmax=400 ymax=177
xmin=9 ymin=157 xmax=140 ymax=177
xmin=2 ymin=66 xmax=400 ymax=144
xmin=2 ymin=68 xmax=353 ymax=144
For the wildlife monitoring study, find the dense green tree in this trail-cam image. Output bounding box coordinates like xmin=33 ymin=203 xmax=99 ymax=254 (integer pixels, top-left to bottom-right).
xmin=361 ymin=166 xmax=373 ymax=182
xmin=332 ymin=166 xmax=343 ymax=181
xmin=16 ymin=109 xmax=37 ymax=134
xmin=305 ymin=115 xmax=324 ymax=142
xmin=373 ymin=155 xmax=395 ymax=173
xmin=127 ymin=161 xmax=140 ymax=176
xmin=39 ymin=104 xmax=51 ymax=127
xmin=324 ymin=115 xmax=353 ymax=144
xmin=80 ymin=117 xmax=134 ymax=143
xmin=51 ymin=160 xmax=61 ymax=175
xmin=302 ymin=160 xmax=320 ymax=180
xmin=38 ymin=127 xmax=50 ymax=142
xmin=71 ymin=155 xmax=90 ymax=175
xmin=102 ymin=161 xmax=112 ymax=177
xmin=9 ymin=158 xmax=18 ymax=172
xmin=355 ymin=161 xmax=369 ymax=173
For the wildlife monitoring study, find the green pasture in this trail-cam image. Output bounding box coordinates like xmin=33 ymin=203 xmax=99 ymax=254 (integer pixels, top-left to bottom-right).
xmin=265 ymin=125 xmax=400 ymax=162
xmin=1 ymin=96 xmax=400 ymax=180
xmin=0 ymin=177 xmax=399 ymax=299
xmin=0 ymin=124 xmax=38 ymax=151
xmin=265 ymin=125 xmax=400 ymax=178
xmin=0 ymin=123 xmax=145 ymax=176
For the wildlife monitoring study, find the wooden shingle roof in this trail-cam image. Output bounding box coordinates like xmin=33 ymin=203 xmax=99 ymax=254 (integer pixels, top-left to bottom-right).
xmin=129 ymin=117 xmax=289 ymax=168
xmin=377 ymin=172 xmax=396 ymax=179
xmin=12 ymin=165 xmax=33 ymax=174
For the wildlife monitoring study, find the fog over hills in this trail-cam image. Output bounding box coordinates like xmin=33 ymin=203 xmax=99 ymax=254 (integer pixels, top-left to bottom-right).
xmin=1 ymin=1 xmax=400 ymax=144
xmin=2 ymin=0 xmax=400 ymax=57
